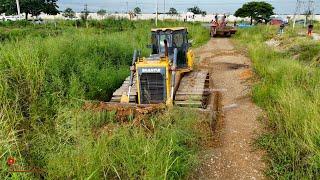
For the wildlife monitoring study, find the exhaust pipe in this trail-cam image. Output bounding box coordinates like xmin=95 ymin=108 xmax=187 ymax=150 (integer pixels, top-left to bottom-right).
xmin=164 ymin=40 xmax=169 ymax=57
xmin=171 ymin=48 xmax=178 ymax=99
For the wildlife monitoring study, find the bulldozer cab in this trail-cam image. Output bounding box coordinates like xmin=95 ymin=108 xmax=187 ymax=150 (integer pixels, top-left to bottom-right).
xmin=111 ymin=27 xmax=204 ymax=106
xmin=150 ymin=27 xmax=189 ymax=68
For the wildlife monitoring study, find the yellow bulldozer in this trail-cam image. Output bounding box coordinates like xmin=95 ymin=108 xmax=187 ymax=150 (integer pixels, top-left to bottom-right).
xmin=110 ymin=27 xmax=211 ymax=109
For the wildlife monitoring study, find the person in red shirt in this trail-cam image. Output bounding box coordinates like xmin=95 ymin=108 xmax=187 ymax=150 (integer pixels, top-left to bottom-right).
xmin=308 ymin=24 xmax=314 ymax=36
xmin=211 ymin=20 xmax=218 ymax=35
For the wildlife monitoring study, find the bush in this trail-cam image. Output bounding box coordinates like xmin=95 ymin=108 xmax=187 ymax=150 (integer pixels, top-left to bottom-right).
xmin=0 ymin=20 xmax=210 ymax=179
xmin=44 ymin=109 xmax=207 ymax=179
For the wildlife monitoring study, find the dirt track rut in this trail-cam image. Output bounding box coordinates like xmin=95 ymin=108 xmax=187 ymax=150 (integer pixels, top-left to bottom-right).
xmin=192 ymin=38 xmax=266 ymax=180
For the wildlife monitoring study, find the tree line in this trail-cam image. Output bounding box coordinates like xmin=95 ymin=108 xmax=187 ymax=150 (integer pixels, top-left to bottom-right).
xmin=61 ymin=6 xmax=205 ymax=19
xmin=0 ymin=0 xmax=275 ymax=24
xmin=0 ymin=0 xmax=59 ymax=20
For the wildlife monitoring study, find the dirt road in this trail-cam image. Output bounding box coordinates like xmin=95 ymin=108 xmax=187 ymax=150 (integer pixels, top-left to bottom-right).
xmin=193 ymin=38 xmax=266 ymax=179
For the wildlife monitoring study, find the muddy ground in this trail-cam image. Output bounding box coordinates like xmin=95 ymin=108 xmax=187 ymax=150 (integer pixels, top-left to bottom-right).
xmin=192 ymin=38 xmax=266 ymax=180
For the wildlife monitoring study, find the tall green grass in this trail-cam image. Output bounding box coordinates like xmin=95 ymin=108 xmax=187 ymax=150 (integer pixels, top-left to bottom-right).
xmin=235 ymin=25 xmax=320 ymax=179
xmin=0 ymin=20 xmax=210 ymax=179
xmin=0 ymin=19 xmax=210 ymax=45
xmin=43 ymin=108 xmax=208 ymax=179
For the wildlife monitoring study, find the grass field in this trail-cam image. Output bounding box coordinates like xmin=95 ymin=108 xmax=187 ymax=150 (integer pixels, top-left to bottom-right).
xmin=0 ymin=19 xmax=210 ymax=179
xmin=235 ymin=25 xmax=320 ymax=179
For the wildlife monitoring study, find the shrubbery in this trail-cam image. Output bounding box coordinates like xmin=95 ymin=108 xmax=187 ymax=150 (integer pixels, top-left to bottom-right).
xmin=0 ymin=20 xmax=210 ymax=179
xmin=235 ymin=26 xmax=320 ymax=179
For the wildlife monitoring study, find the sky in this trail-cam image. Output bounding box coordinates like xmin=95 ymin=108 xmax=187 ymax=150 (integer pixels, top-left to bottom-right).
xmin=58 ymin=0 xmax=319 ymax=14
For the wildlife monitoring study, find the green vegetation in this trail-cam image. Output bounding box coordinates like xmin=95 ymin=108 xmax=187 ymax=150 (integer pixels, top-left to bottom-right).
xmin=0 ymin=0 xmax=59 ymax=20
xmin=97 ymin=9 xmax=107 ymax=18
xmin=168 ymin=8 xmax=178 ymax=15
xmin=0 ymin=19 xmax=210 ymax=179
xmin=45 ymin=109 xmax=208 ymax=179
xmin=235 ymin=25 xmax=320 ymax=179
xmin=0 ymin=19 xmax=136 ymax=42
xmin=134 ymin=7 xmax=142 ymax=14
xmin=235 ymin=1 xmax=274 ymax=24
xmin=63 ymin=7 xmax=76 ymax=19
xmin=187 ymin=6 xmax=207 ymax=16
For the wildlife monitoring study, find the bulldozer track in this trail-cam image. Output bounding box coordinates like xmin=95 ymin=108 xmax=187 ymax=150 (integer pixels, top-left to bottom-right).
xmin=110 ymin=76 xmax=137 ymax=103
xmin=110 ymin=71 xmax=211 ymax=109
xmin=175 ymin=70 xmax=210 ymax=108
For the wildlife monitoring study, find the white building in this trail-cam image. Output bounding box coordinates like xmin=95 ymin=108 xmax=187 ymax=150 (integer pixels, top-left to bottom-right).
xmin=4 ymin=12 xmax=317 ymax=23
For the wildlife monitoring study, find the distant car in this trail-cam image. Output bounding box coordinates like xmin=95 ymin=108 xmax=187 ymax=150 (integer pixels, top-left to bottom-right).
xmin=4 ymin=15 xmax=22 ymax=21
xmin=237 ymin=23 xmax=253 ymax=28
xmin=1 ymin=15 xmax=23 ymax=21
xmin=294 ymin=19 xmax=305 ymax=25
xmin=270 ymin=18 xmax=290 ymax=26
xmin=28 ymin=19 xmax=44 ymax=24
xmin=270 ymin=18 xmax=284 ymax=25
xmin=65 ymin=17 xmax=80 ymax=20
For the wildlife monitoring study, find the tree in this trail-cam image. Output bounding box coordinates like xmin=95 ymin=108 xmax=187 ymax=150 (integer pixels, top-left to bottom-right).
xmin=43 ymin=0 xmax=59 ymax=16
xmin=133 ymin=7 xmax=141 ymax=14
xmin=168 ymin=7 xmax=178 ymax=15
xmin=63 ymin=8 xmax=75 ymax=19
xmin=97 ymin=9 xmax=107 ymax=19
xmin=0 ymin=0 xmax=59 ymax=20
xmin=187 ymin=6 xmax=206 ymax=15
xmin=235 ymin=1 xmax=274 ymax=25
xmin=0 ymin=0 xmax=17 ymax=15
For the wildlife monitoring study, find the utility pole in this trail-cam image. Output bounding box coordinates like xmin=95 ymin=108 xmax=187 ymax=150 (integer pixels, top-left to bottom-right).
xmin=84 ymin=4 xmax=88 ymax=17
xmin=15 ymin=0 xmax=21 ymax=19
xmin=164 ymin=0 xmax=166 ymax=14
xmin=84 ymin=4 xmax=88 ymax=28
xmin=293 ymin=0 xmax=301 ymax=29
xmin=126 ymin=1 xmax=129 ymax=13
xmin=308 ymin=0 xmax=316 ymax=25
xmin=156 ymin=0 xmax=158 ymax=26
xmin=84 ymin=4 xmax=88 ymax=12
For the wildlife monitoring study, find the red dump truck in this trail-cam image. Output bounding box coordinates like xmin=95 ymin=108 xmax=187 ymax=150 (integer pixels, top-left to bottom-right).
xmin=210 ymin=15 xmax=237 ymax=37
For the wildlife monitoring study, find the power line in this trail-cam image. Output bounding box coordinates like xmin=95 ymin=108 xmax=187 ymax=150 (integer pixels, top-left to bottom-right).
xmin=293 ymin=0 xmax=316 ymax=28
xmin=156 ymin=0 xmax=158 ymax=26
xmin=126 ymin=1 xmax=129 ymax=13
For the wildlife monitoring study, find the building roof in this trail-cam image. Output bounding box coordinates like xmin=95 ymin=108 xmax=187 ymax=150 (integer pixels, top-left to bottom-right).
xmin=186 ymin=12 xmax=194 ymax=16
xmin=151 ymin=27 xmax=186 ymax=32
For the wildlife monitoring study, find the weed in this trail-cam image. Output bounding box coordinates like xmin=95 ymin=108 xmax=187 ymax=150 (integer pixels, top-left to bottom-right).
xmin=235 ymin=26 xmax=320 ymax=178
xmin=0 ymin=20 xmax=210 ymax=179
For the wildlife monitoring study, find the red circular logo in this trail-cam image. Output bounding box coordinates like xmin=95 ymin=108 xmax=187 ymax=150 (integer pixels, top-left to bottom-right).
xmin=7 ymin=157 xmax=15 ymax=166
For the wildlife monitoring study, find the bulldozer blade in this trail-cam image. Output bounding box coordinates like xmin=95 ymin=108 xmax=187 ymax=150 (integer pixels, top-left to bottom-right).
xmin=120 ymin=94 xmax=130 ymax=103
xmin=83 ymin=102 xmax=166 ymax=122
